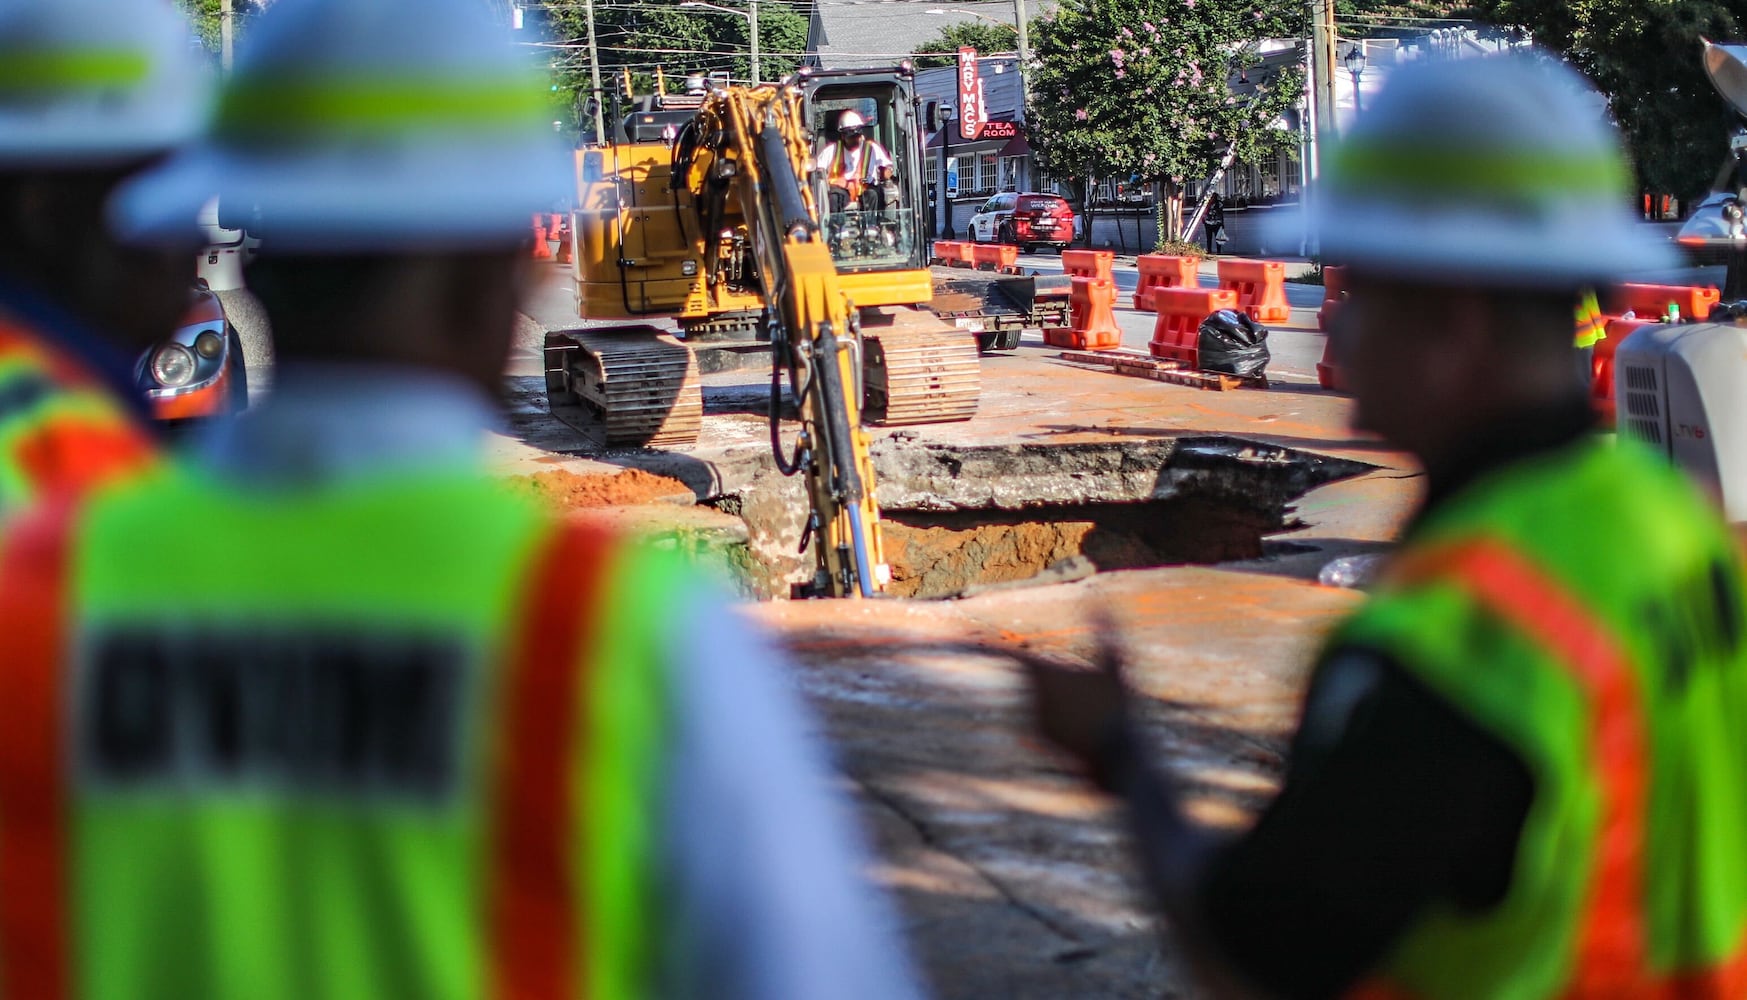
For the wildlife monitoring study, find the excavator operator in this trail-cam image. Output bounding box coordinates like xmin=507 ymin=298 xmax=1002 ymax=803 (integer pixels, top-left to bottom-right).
xmin=816 ymin=109 xmax=897 ymax=216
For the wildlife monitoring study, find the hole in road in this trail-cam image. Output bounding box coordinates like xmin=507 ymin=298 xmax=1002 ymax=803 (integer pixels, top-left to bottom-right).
xmin=728 ymin=437 xmax=1373 ymax=599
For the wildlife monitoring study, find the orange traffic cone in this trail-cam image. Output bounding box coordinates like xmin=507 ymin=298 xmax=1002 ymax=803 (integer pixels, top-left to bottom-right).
xmin=530 ymin=214 xmax=552 ymax=260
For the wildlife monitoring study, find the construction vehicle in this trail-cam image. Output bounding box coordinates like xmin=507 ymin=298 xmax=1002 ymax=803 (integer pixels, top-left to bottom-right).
xmin=1619 ymin=40 xmax=1747 ymax=520
xmin=545 ymin=65 xmax=980 ymax=450
xmin=549 ymin=81 xmax=889 ymax=596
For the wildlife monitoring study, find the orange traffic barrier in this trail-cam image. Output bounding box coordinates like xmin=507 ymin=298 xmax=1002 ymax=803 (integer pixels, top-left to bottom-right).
xmin=1316 ymin=336 xmax=1345 ymax=392
xmin=530 ymin=214 xmax=552 ymax=260
xmin=1148 ymin=286 xmax=1238 ymax=367
xmin=554 ymin=216 xmax=573 ymax=265
xmin=1318 ymin=266 xmax=1347 ymax=333
xmin=1592 ymin=317 xmax=1655 ymax=426
xmin=1061 ymin=249 xmax=1114 ymax=282
xmin=1043 ymin=276 xmax=1123 ymax=350
xmin=1606 ymin=283 xmax=1719 ymax=321
xmin=970 ymin=243 xmax=1019 ymax=271
xmin=1217 ymin=258 xmax=1290 ymax=324
xmin=1133 ymin=255 xmax=1199 ymax=311
xmin=931 ymin=240 xmax=962 ymax=264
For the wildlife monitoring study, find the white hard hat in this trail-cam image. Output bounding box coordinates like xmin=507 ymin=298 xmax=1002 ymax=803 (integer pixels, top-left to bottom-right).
xmin=112 ymin=0 xmax=570 ymax=251
xmin=1287 ymin=53 xmax=1676 ymax=285
xmin=0 ymin=0 xmax=210 ymax=167
xmin=838 ymin=110 xmax=867 ymax=130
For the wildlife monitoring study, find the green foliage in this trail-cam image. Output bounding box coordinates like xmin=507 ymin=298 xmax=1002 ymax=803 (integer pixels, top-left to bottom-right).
xmin=172 ymin=0 xmax=265 ymax=54
xmin=915 ymin=21 xmax=1022 ymax=68
xmin=1028 ymin=0 xmax=1305 ymax=236
xmin=1470 ymin=0 xmax=1741 ymax=198
xmin=538 ymin=0 xmax=809 ymax=135
xmin=1153 ymin=237 xmax=1208 ymax=259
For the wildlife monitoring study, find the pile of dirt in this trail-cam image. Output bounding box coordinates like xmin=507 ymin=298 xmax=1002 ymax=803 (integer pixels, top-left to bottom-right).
xmin=511 ymin=468 xmax=694 ymax=510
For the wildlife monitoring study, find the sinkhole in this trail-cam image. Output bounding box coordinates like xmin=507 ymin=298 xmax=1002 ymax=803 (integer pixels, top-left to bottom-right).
xmin=723 ymin=437 xmax=1374 ymax=600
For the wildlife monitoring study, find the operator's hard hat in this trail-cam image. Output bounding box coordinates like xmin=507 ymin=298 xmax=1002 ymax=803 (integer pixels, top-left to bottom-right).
xmin=838 ymin=110 xmax=868 ymax=131
xmin=112 ymin=0 xmax=569 ymax=251
xmin=0 ymin=0 xmax=209 ymax=167
xmin=1293 ymin=53 xmax=1676 ymax=285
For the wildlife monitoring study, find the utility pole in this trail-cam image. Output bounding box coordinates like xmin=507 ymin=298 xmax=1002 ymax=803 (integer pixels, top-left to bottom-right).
xmin=583 ymin=0 xmax=607 ymax=141
xmin=1308 ymin=0 xmax=1336 ymax=154
xmin=750 ymin=0 xmax=760 ymax=85
xmin=220 ymin=0 xmax=234 ymax=73
xmin=1012 ymin=0 xmax=1031 ymax=122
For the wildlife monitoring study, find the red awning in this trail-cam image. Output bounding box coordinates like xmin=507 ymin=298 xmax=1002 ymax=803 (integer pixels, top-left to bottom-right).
xmin=998 ymin=133 xmax=1031 ymax=157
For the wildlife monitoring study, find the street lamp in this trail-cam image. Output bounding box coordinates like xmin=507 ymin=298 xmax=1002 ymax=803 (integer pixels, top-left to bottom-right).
xmin=678 ymin=0 xmax=759 ymax=85
xmin=922 ymin=5 xmax=1030 ymax=124
xmin=1344 ymin=43 xmax=1366 ymax=116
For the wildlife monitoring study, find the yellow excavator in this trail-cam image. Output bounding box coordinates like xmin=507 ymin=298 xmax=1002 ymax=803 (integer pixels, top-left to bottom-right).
xmin=545 ymin=65 xmax=980 ymax=451
xmin=546 ymin=80 xmax=895 ymax=596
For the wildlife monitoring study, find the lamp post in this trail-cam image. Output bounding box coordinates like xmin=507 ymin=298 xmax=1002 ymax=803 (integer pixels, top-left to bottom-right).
xmin=678 ymin=0 xmax=758 ymax=85
xmin=1344 ymin=43 xmax=1366 ymax=116
xmin=922 ymin=7 xmax=1029 ymax=122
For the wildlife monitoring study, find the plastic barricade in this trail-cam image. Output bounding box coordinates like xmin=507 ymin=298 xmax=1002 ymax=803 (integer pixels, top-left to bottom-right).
xmin=931 ymin=240 xmax=961 ymax=264
xmin=530 ymin=215 xmax=552 ymax=260
xmin=1592 ymin=317 xmax=1655 ymax=426
xmin=1148 ymin=287 xmax=1238 ymax=366
xmin=1043 ymin=276 xmax=1124 ymax=350
xmin=970 ymin=243 xmax=1019 ymax=271
xmin=1606 ymin=283 xmax=1719 ymax=321
xmin=1217 ymin=258 xmax=1290 ymax=324
xmin=1318 ymin=266 xmax=1347 ymax=333
xmin=1315 ymin=335 xmax=1345 ymax=392
xmin=1061 ymin=249 xmax=1114 ymax=282
xmin=1133 ymin=255 xmax=1200 ymax=311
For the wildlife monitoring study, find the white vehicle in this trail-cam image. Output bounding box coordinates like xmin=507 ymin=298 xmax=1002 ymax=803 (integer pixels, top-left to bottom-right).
xmin=965 ymin=191 xmax=1078 ymax=251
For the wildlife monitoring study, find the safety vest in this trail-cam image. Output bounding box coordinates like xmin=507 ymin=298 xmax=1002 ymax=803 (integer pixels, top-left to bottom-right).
xmin=1337 ymin=440 xmax=1747 ymax=999
xmin=0 ymin=315 xmax=156 ymax=512
xmin=1574 ymin=288 xmax=1607 ymax=349
xmin=0 ymin=466 xmax=682 ymax=999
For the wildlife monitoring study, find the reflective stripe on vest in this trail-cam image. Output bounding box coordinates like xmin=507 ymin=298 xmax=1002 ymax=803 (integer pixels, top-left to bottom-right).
xmin=0 ymin=496 xmax=78 ymax=999
xmin=490 ymin=519 xmax=615 ymax=998
xmin=1574 ymin=289 xmax=1606 ymax=349
xmin=1350 ymin=536 xmax=1747 ymax=998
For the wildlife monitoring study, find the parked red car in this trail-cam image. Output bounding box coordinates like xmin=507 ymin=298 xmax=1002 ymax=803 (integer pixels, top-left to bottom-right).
xmin=137 ymin=281 xmax=248 ymax=421
xmin=967 ymin=192 xmax=1077 ymax=252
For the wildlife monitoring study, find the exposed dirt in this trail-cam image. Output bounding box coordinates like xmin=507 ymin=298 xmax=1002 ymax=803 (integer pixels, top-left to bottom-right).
xmin=509 ymin=468 xmax=694 ymax=510
xmin=881 ymin=495 xmax=1278 ymax=598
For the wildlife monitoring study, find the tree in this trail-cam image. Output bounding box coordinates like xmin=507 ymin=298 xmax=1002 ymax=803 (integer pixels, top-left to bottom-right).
xmin=915 ymin=21 xmax=1021 ymax=68
xmin=1029 ymin=0 xmax=1305 ymax=246
xmin=172 ymin=0 xmax=268 ymax=56
xmin=537 ymin=0 xmax=810 ymax=138
xmin=1469 ymin=0 xmax=1742 ymax=200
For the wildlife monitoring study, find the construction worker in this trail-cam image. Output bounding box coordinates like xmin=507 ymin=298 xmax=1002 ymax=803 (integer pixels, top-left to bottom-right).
xmin=816 ymin=109 xmax=897 ymax=213
xmin=1026 ymin=55 xmax=1747 ymax=997
xmin=0 ymin=0 xmax=208 ymax=511
xmin=0 ymin=0 xmax=920 ymax=997
xmin=1574 ymin=286 xmax=1606 ymax=391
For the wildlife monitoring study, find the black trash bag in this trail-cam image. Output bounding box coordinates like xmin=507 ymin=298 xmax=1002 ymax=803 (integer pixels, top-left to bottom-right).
xmin=1197 ymin=309 xmax=1270 ymax=377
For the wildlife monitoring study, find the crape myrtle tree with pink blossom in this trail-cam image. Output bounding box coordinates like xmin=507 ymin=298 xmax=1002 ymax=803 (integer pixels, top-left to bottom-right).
xmin=1028 ymin=0 xmax=1304 ymax=247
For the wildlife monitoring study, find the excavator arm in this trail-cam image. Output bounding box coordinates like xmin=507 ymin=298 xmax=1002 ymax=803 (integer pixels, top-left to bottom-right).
xmin=675 ymin=85 xmax=887 ymax=597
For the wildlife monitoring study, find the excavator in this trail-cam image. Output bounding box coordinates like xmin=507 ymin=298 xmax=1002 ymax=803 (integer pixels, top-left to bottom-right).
xmin=545 ymin=79 xmax=895 ymax=596
xmin=545 ymin=64 xmax=980 ymax=450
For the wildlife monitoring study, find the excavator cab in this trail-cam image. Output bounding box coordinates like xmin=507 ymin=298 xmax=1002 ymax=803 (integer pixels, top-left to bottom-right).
xmin=801 ymin=69 xmax=927 ymax=276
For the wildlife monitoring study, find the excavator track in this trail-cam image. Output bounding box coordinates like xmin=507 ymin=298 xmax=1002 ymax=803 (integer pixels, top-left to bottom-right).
xmin=861 ymin=306 xmax=981 ymax=425
xmin=543 ymin=327 xmax=704 ymax=448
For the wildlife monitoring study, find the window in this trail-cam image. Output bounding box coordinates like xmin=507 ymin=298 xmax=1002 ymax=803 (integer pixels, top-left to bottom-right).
xmin=977 ymin=153 xmax=998 ymax=193
xmin=1001 ymin=156 xmax=1022 ymax=192
xmin=925 ymin=155 xmax=938 ymax=189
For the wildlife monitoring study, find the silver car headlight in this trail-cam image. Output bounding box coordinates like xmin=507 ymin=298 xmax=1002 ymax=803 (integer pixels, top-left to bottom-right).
xmin=150 ymin=343 xmax=197 ymax=388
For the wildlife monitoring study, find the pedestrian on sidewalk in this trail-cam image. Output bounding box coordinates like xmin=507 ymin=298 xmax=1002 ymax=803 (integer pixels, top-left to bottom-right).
xmin=1203 ymin=193 xmax=1226 ymax=254
xmin=0 ymin=0 xmax=209 ymax=514
xmin=1026 ymin=54 xmax=1747 ymax=998
xmin=0 ymin=1 xmax=922 ymax=997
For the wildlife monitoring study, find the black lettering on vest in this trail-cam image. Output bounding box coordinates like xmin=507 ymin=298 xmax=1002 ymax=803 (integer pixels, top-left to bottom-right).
xmin=80 ymin=627 xmax=466 ymax=804
xmin=0 ymin=371 xmax=52 ymax=422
